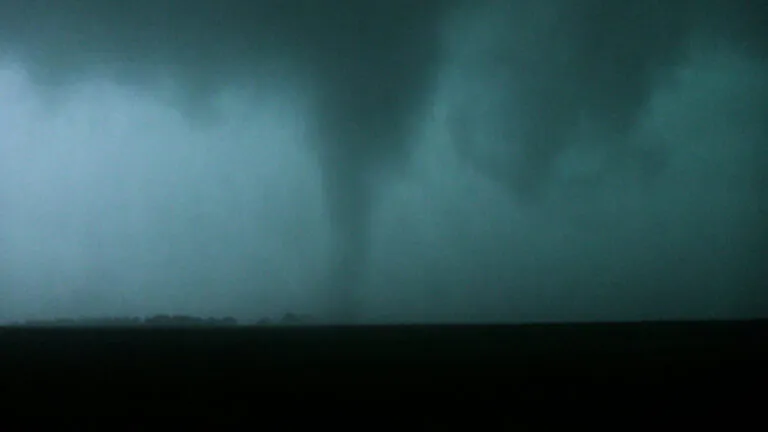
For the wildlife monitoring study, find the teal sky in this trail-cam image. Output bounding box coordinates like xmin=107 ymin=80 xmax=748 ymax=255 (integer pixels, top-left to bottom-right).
xmin=0 ymin=1 xmax=765 ymax=323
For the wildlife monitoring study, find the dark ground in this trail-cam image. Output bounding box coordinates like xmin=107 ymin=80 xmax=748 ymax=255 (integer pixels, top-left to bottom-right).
xmin=1 ymin=319 xmax=765 ymax=415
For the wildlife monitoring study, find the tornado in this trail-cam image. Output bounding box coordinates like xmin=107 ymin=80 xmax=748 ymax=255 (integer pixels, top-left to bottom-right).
xmin=0 ymin=0 xmax=453 ymax=322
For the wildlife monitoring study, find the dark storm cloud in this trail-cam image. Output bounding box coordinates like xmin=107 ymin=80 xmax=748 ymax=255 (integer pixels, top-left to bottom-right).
xmin=1 ymin=0 xmax=766 ymax=322
xmin=433 ymin=0 xmax=768 ymax=320
xmin=367 ymin=45 xmax=767 ymax=322
xmin=446 ymin=0 xmax=767 ymax=203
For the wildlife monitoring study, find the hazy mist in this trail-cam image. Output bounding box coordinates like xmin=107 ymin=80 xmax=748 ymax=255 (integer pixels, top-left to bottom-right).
xmin=0 ymin=0 xmax=765 ymax=324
